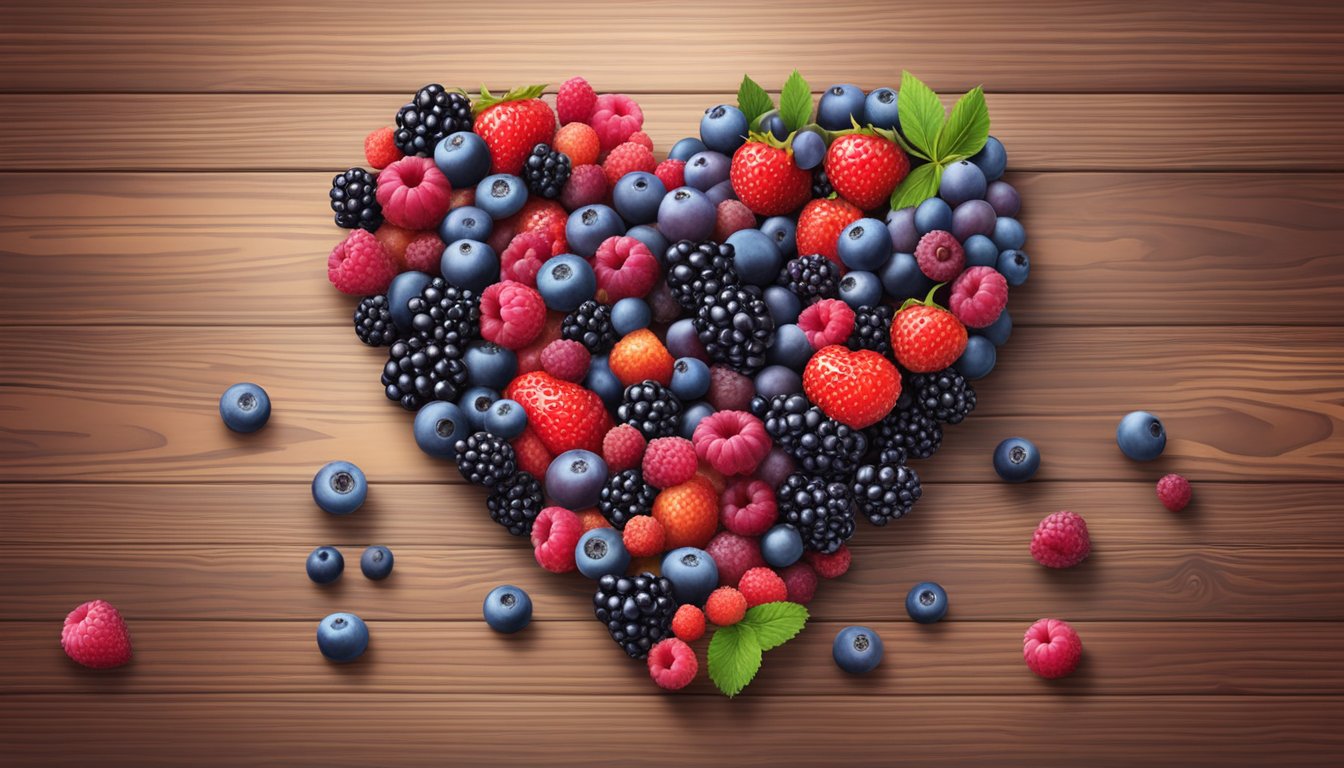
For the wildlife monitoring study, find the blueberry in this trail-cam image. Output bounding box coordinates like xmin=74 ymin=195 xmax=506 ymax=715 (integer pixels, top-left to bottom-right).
xmin=474 ymin=174 xmax=527 ymax=219
xmin=985 ymin=180 xmax=1021 ymax=217
xmin=705 ymin=180 xmax=737 ymax=208
xmin=545 ymin=449 xmax=609 ymax=509
xmin=817 ymin=84 xmax=866 ymax=130
xmin=360 ymin=545 xmax=394 ymax=580
xmin=583 ymin=355 xmax=624 ymax=408
xmin=661 ymin=547 xmax=719 ymax=605
xmin=612 ymin=171 xmax=667 ymax=225
xmin=975 ymin=309 xmax=1012 ymax=347
xmin=665 ymin=318 xmax=708 ymax=361
xmin=838 ymin=217 xmax=892 ymax=271
xmin=726 ymin=229 xmax=783 ymax=287
xmin=914 ymin=197 xmax=953 ymax=235
xmin=760 ymin=216 xmax=797 ymax=259
xmin=670 ymin=357 xmax=711 ymax=401
xmin=954 ymin=336 xmax=997 ymax=380
xmin=624 ymin=226 xmax=669 ymax=267
xmin=699 ymin=104 xmax=748 ymax=155
xmin=759 ymin=109 xmax=789 ymax=140
xmin=657 ymin=187 xmax=716 ymax=243
xmin=886 ymin=206 xmax=919 ymax=252
xmin=993 ymin=437 xmax=1040 ymax=482
xmin=565 ymin=204 xmax=624 ymax=258
xmin=536 ymin=254 xmax=597 ymax=312
xmin=482 ymin=585 xmax=532 ymax=634
xmin=833 ymin=625 xmax=883 ymax=674
xmin=791 ymin=130 xmax=827 ymax=170
xmin=939 ymin=160 xmax=988 ymax=206
xmin=611 ymin=297 xmax=652 ymax=335
xmin=387 ymin=270 xmax=434 ymax=334
xmin=413 ymin=401 xmax=469 ymax=458
xmin=684 ymin=151 xmax=731 ymax=192
xmin=312 ymin=461 xmax=366 ymax=516
xmin=905 ymin=581 xmax=949 ymax=623
xmin=679 ymin=401 xmax=716 ymax=439
xmin=880 ymin=251 xmax=934 ymax=301
xmin=317 ymin=612 xmax=369 ymax=663
xmin=305 ymin=546 xmax=344 ymax=584
xmin=962 ymin=234 xmax=999 ymax=269
xmin=761 ymin=524 xmax=804 ymax=568
xmin=766 ymin=324 xmax=813 ymax=370
xmin=219 ymin=382 xmax=270 ymax=433
xmin=838 ymin=271 xmax=883 ymax=310
xmin=438 ymin=205 xmax=493 ymax=245
xmin=440 ymin=239 xmax=499 ymax=293
xmin=996 ymin=249 xmax=1030 ymax=287
xmin=951 ymin=200 xmax=997 ymax=242
xmin=970 ymin=136 xmax=1007 ymax=181
xmin=1117 ymin=411 xmax=1166 ymax=461
xmin=763 ymin=285 xmax=803 ymax=325
xmin=484 ymin=398 xmax=527 ymax=440
xmin=576 ymin=528 xmax=631 ymax=580
xmin=865 ymin=87 xmax=900 ymax=131
xmin=463 ymin=341 xmax=518 ymax=390
xmin=754 ymin=365 xmax=803 ymax=399
xmin=669 ymin=137 xmax=708 ymax=162
xmin=457 ymin=386 xmax=499 ymax=431
xmin=992 ymin=217 xmax=1026 ymax=251
xmin=433 ymin=131 xmax=491 ymax=188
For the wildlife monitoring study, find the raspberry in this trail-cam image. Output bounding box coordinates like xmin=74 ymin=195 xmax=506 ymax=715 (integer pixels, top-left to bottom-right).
xmin=480 ymin=281 xmax=547 ymax=350
xmin=642 ymin=436 xmax=698 ymax=489
xmin=1031 ymin=510 xmax=1091 ymax=568
xmin=609 ymin=328 xmax=675 ymax=387
xmin=602 ymin=423 xmax=647 ymax=473
xmin=623 ymin=514 xmax=666 ymax=557
xmin=706 ymin=365 xmax=755 ymax=412
xmin=1156 ymin=473 xmax=1191 ymax=512
xmin=539 ymin=338 xmax=590 ymax=382
xmin=655 ymin=159 xmax=686 ymax=191
xmin=704 ymin=587 xmax=747 ymax=626
xmin=692 ymin=410 xmax=771 ymax=476
xmin=553 ymin=121 xmax=601 ymax=167
xmin=672 ymin=604 xmax=707 ymax=641
xmin=719 ymin=478 xmax=778 ymax=536
xmin=376 ymin=156 xmax=453 ymax=230
xmin=1023 ymin=618 xmax=1083 ymax=679
xmin=601 ymin=142 xmax=658 ymax=187
xmin=577 ymin=509 xmax=611 ymax=532
xmin=491 ymin=198 xmax=569 ymax=257
xmin=713 ymin=200 xmax=756 ymax=241
xmin=373 ymin=222 xmax=416 ymax=265
xmin=780 ymin=562 xmax=818 ymax=604
xmin=531 ymin=506 xmax=582 ymax=573
xmin=556 ymin=76 xmax=598 ymax=125
xmin=61 ymin=599 xmax=132 ymax=669
xmin=514 ymin=311 xmax=565 ymax=375
xmin=328 ymin=229 xmax=397 ymax=295
xmin=647 ymin=637 xmax=698 ymax=690
xmin=653 ymin=477 xmax=720 ymax=550
xmin=705 ymin=530 xmax=767 ymax=587
xmin=364 ymin=126 xmax=403 ymax=170
xmin=560 ymin=164 xmax=609 ymax=211
xmin=949 ymin=266 xmax=1009 ymax=328
xmin=797 ymin=299 xmax=857 ymax=350
xmin=401 ymin=232 xmax=445 ymax=273
xmin=803 ymin=544 xmax=851 ymax=579
xmin=512 ymin=427 xmax=554 ymax=477
xmin=915 ymin=230 xmax=966 ymax=282
xmin=738 ymin=567 xmax=788 ymax=607
xmin=589 ymin=93 xmax=644 ymax=154
xmin=628 ymin=131 xmax=654 ymax=150
xmin=592 ymin=236 xmax=660 ymax=303
xmin=500 ymin=231 xmax=551 ymax=287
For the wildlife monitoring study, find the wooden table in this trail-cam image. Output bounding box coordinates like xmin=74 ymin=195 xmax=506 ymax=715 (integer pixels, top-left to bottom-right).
xmin=2 ymin=2 xmax=1343 ymax=765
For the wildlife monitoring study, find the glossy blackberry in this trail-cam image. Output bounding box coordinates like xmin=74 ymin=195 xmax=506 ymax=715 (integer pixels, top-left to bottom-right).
xmin=381 ymin=336 xmax=470 ymax=410
xmin=453 ymin=431 xmax=517 ymax=488
xmin=394 ymin=84 xmax=474 ymax=157
xmin=869 ymin=401 xmax=943 ymax=464
xmin=846 ymin=304 xmax=894 ymax=356
xmin=617 ymin=380 xmax=683 ymax=440
xmin=777 ymin=473 xmax=856 ymax=554
xmin=561 ymin=300 xmax=616 ymax=354
xmin=329 ymin=168 xmax=383 ymax=231
xmin=753 ymin=393 xmax=867 ymax=478
xmin=693 ymin=285 xmax=775 ymax=375
xmin=909 ymin=368 xmax=977 ymax=424
xmin=664 ymin=240 xmax=739 ymax=311
xmin=811 ymin=168 xmax=834 ymax=199
xmin=851 ymin=463 xmax=922 ymax=526
xmin=593 ymin=571 xmax=677 ymax=659
xmin=408 ymin=278 xmax=480 ymax=350
xmin=486 ymin=471 xmax=544 ymax=536
xmin=597 ymin=469 xmax=657 ymax=529
xmin=522 ymin=143 xmax=571 ymax=199
xmin=354 ymin=295 xmax=398 ymax=346
xmin=779 ymin=254 xmax=839 ymax=304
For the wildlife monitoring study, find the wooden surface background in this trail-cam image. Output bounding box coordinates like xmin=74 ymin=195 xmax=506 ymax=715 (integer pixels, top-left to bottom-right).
xmin=2 ymin=1 xmax=1344 ymax=765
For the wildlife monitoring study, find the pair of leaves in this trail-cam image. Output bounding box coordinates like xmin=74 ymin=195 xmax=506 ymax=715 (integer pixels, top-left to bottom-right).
xmin=707 ymin=602 xmax=809 ymax=697
xmin=889 ymin=71 xmax=991 ymax=210
xmin=737 ymin=71 xmax=813 ymax=134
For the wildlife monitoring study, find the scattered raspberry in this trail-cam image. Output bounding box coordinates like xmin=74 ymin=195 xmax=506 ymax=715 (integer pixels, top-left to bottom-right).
xmin=480 ymin=281 xmax=547 ymax=350
xmin=511 ymin=427 xmax=554 ymax=477
xmin=653 ymin=477 xmax=720 ymax=549
xmin=647 ymin=637 xmax=698 ymax=690
xmin=949 ymin=266 xmax=1009 ymax=328
xmin=797 ymin=299 xmax=857 ymax=350
xmin=500 ymin=231 xmax=551 ymax=287
xmin=704 ymin=587 xmax=748 ymax=626
xmin=738 ymin=567 xmax=788 ymax=607
xmin=364 ymin=126 xmax=403 ymax=170
xmin=1031 ymin=510 xmax=1091 ymax=569
xmin=61 ymin=599 xmax=132 ymax=669
xmin=627 ymin=131 xmax=654 ymax=150
xmin=553 ymin=121 xmax=600 ymax=167
xmin=719 ymin=478 xmax=778 ymax=537
xmin=373 ymin=222 xmax=416 ymax=265
xmin=642 ymin=436 xmax=698 ymax=489
xmin=489 ymin=197 xmax=570 ymax=257
xmin=706 ymin=365 xmax=754 ymax=412
xmin=401 ymin=232 xmax=444 ymax=273
xmin=692 ymin=410 xmax=771 ymax=476
xmin=556 ymin=76 xmax=598 ymax=126
xmin=804 ymin=544 xmax=851 ymax=579
xmin=531 ymin=506 xmax=582 ymax=573
xmin=601 ymin=141 xmax=658 ymax=188
xmin=623 ymin=514 xmax=666 ymax=557
xmin=780 ymin=562 xmax=818 ymax=603
xmin=560 ymin=164 xmax=609 ymax=211
xmin=1156 ymin=473 xmax=1192 ymax=512
xmin=328 ymin=229 xmax=397 ymax=295
xmin=705 ymin=531 xmax=767 ymax=587
xmin=540 ymin=338 xmax=591 ymax=382
xmin=713 ymin=200 xmax=756 ymax=241
xmin=592 ymin=236 xmax=660 ymax=303
xmin=655 ymin=159 xmax=686 ymax=191
xmin=672 ymin=604 xmax=707 ymax=641
xmin=376 ymin=156 xmax=453 ymax=230
xmin=602 ymin=423 xmax=647 ymax=472
xmin=608 ymin=328 xmax=675 ymax=387
xmin=589 ymin=93 xmax=644 ymax=153
xmin=577 ymin=509 xmax=611 ymax=532
xmin=915 ymin=230 xmax=966 ymax=282
xmin=1023 ymin=618 xmax=1083 ymax=679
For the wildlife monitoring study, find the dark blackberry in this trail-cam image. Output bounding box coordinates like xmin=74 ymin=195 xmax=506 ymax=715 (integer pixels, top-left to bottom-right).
xmin=869 ymin=402 xmax=942 ymax=463
xmin=329 ymin=168 xmax=382 ymax=231
xmin=354 ymin=295 xmax=398 ymax=346
xmin=778 ymin=473 xmax=856 ymax=554
xmin=754 ymin=393 xmax=867 ymax=479
xmin=593 ymin=571 xmax=677 ymax=659
xmin=381 ymin=336 xmax=470 ymax=411
xmin=453 ymin=431 xmax=517 ymax=488
xmin=617 ymin=380 xmax=683 ymax=440
xmin=393 ymin=84 xmax=474 ymax=157
xmin=909 ymin=368 xmax=977 ymax=424
xmin=561 ymin=300 xmax=616 ymax=354
xmin=664 ymin=240 xmax=739 ymax=311
xmin=846 ymin=304 xmax=894 ymax=356
xmin=851 ymin=463 xmax=922 ymax=526
xmin=408 ymin=277 xmax=480 ymax=350
xmin=522 ymin=143 xmax=571 ymax=199
xmin=811 ymin=168 xmax=834 ymax=199
xmin=779 ymin=254 xmax=839 ymax=304
xmin=486 ymin=471 xmax=544 ymax=536
xmin=597 ymin=469 xmax=657 ymax=529
xmin=693 ymin=285 xmax=774 ymax=375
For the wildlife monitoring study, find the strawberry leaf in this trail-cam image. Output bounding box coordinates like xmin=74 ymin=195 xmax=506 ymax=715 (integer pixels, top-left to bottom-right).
xmin=707 ymin=624 xmax=762 ymax=697
xmin=897 ymin=71 xmax=945 ymax=160
xmin=737 ymin=75 xmax=775 ymax=126
xmin=740 ymin=602 xmax=808 ymax=651
xmin=890 ymin=161 xmax=944 ymax=211
xmin=779 ymin=70 xmax=813 ymax=133
xmin=935 ymin=85 xmax=990 ymax=161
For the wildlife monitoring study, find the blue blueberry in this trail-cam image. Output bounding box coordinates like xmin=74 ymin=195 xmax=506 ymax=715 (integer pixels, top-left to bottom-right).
xmin=880 ymin=252 xmax=934 ymax=301
xmin=763 ymin=285 xmax=803 ymax=325
xmin=726 ymin=228 xmax=783 ymax=287
xmin=657 ymin=187 xmax=716 ymax=242
xmin=886 ymin=206 xmax=919 ymax=252
xmin=706 ymin=180 xmax=736 ymax=208
xmin=996 ymin=249 xmax=1030 ymax=287
xmin=970 ymin=136 xmax=1007 ymax=181
xmin=954 ymin=336 xmax=997 ymax=380
xmin=669 ymin=137 xmax=708 ymax=162
xmin=306 ymin=546 xmax=344 ymax=584
xmin=838 ymin=217 xmax=892 ymax=271
xmin=985 ymin=180 xmax=1021 ymax=217
xmin=665 ymin=318 xmax=708 ymax=361
xmin=914 ymin=197 xmax=953 ymax=235
xmin=312 ymin=461 xmax=366 ymax=516
xmin=440 ymin=239 xmax=499 ymax=293
xmin=565 ymin=204 xmax=624 ymax=257
xmin=760 ymin=216 xmax=797 ymax=259
xmin=584 ymin=355 xmax=624 ymax=408
xmin=684 ymin=151 xmax=731 ymax=192
xmin=699 ymin=104 xmax=749 ymax=155
xmin=433 ymin=131 xmax=491 ymax=188
xmin=791 ymin=130 xmax=827 ymax=170
xmin=661 ymin=547 xmax=719 ymax=605
xmin=1117 ymin=411 xmax=1166 ymax=461
xmin=838 ymin=271 xmax=883 ymax=310
xmin=438 ymin=204 xmax=493 ymax=244
xmin=939 ymin=160 xmax=988 ymax=206
xmin=413 ymin=401 xmax=469 ymax=459
xmin=905 ymin=581 xmax=949 ymax=624
xmin=761 ymin=524 xmax=804 ymax=568
xmin=360 ymin=545 xmax=394 ymax=580
xmin=612 ymin=171 xmax=666 ymax=225
xmin=817 ymin=84 xmax=865 ymax=130
xmin=458 ymin=386 xmax=499 ymax=431
xmin=545 ymin=449 xmax=608 ymax=509
xmin=483 ymin=585 xmax=532 ymax=634
xmin=670 ymin=357 xmax=711 ymax=401
xmin=754 ymin=365 xmax=803 ymax=399
xmin=317 ymin=612 xmax=369 ymax=663
xmin=463 ymin=342 xmax=517 ymax=390
xmin=759 ymin=110 xmax=789 ymax=140
xmin=387 ymin=270 xmax=434 ymax=334
xmin=766 ymin=324 xmax=813 ymax=370
xmin=992 ymin=217 xmax=1026 ymax=251
xmin=219 ymin=382 xmax=270 ymax=433
xmin=679 ymin=401 xmax=715 ymax=439
xmin=611 ymin=297 xmax=652 ymax=335
xmin=624 ymin=226 xmax=668 ymax=267
xmin=474 ymin=174 xmax=527 ymax=219
xmin=975 ymin=308 xmax=1012 ymax=347
xmin=951 ymin=200 xmax=997 ymax=242
xmin=961 ymin=234 xmax=998 ymax=269
xmin=536 ymin=254 xmax=597 ymax=312
xmin=576 ymin=528 xmax=630 ymax=580
xmin=993 ymin=437 xmax=1040 ymax=483
xmin=833 ymin=625 xmax=883 ymax=674
xmin=484 ymin=398 xmax=528 ymax=440
xmin=865 ymin=87 xmax=900 ymax=130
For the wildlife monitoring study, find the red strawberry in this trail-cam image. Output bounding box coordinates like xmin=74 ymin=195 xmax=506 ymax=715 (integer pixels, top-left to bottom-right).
xmin=823 ymin=132 xmax=909 ymax=211
xmin=802 ymin=345 xmax=902 ymax=429
xmin=473 ymin=84 xmax=556 ymax=175
xmin=891 ymin=287 xmax=969 ymax=373
xmin=795 ymin=197 xmax=863 ymax=264
xmin=729 ymin=138 xmax=811 ymax=216
xmin=504 ymin=371 xmax=613 ymax=455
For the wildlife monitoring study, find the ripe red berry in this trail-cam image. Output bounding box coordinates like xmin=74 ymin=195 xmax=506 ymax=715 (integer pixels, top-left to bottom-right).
xmin=1156 ymin=473 xmax=1192 ymax=512
xmin=1030 ymin=511 xmax=1091 ymax=568
xmin=1023 ymin=618 xmax=1083 ymax=679
xmin=704 ymin=587 xmax=748 ymax=626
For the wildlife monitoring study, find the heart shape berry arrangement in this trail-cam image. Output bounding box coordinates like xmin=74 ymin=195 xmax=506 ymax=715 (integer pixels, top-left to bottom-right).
xmin=326 ymin=71 xmax=1026 ymax=695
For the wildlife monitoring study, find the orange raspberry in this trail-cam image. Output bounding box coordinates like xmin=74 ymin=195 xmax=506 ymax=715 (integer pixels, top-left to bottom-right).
xmin=704 ymin=587 xmax=747 ymax=626
xmin=364 ymin=127 xmax=403 ymax=170
xmin=553 ymin=122 xmax=601 ymax=167
xmin=622 ymin=515 xmax=666 ymax=558
xmin=653 ymin=477 xmax=720 ymax=550
xmin=577 ymin=509 xmax=611 ymax=533
xmin=672 ymin=604 xmax=706 ymax=642
xmin=608 ymin=328 xmax=675 ymax=387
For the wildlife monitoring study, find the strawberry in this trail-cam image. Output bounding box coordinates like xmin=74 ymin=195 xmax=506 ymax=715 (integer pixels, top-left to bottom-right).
xmin=729 ymin=137 xmax=811 ymax=216
xmin=891 ymin=286 xmax=969 ymax=373
xmin=823 ymin=131 xmax=909 ymax=212
xmin=473 ymin=84 xmax=557 ymax=175
xmin=802 ymin=345 xmax=902 ymax=429
xmin=504 ymin=370 xmax=613 ymax=455
xmin=795 ymin=197 xmax=863 ymax=264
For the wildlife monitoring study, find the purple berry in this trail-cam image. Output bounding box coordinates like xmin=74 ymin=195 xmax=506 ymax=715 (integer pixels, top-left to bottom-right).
xmin=657 ymin=187 xmax=716 ymax=242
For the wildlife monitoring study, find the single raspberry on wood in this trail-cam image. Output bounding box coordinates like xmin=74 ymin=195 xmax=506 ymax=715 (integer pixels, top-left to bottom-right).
xmin=1030 ymin=510 xmax=1091 ymax=568
xmin=647 ymin=637 xmax=698 ymax=690
xmin=1023 ymin=618 xmax=1083 ymax=679
xmin=1156 ymin=473 xmax=1192 ymax=512
xmin=62 ymin=599 xmax=132 ymax=669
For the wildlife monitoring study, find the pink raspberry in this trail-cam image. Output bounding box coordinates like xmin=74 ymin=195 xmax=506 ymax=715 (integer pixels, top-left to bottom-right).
xmin=692 ymin=411 xmax=771 ymax=477
xmin=479 ymin=281 xmax=547 ymax=350
xmin=62 ymin=599 xmax=132 ymax=669
xmin=949 ymin=266 xmax=1009 ymax=328
xmin=540 ymin=339 xmax=591 ymax=382
xmin=647 ymin=638 xmax=698 ymax=690
xmin=738 ymin=567 xmax=788 ymax=607
xmin=797 ymin=299 xmax=856 ymax=350
xmin=642 ymin=436 xmax=698 ymax=489
xmin=627 ymin=131 xmax=654 ymax=150
xmin=1031 ymin=510 xmax=1091 ymax=568
xmin=713 ymin=200 xmax=756 ymax=241
xmin=1156 ymin=473 xmax=1192 ymax=512
xmin=601 ymin=142 xmax=658 ymax=187
xmin=401 ymin=232 xmax=444 ymax=273
xmin=705 ymin=531 xmax=766 ymax=587
xmin=1023 ymin=618 xmax=1083 ymax=679
xmin=375 ymin=156 xmax=452 ymax=230
xmin=328 ymin=229 xmax=397 ymax=295
xmin=556 ymin=76 xmax=597 ymax=125
xmin=655 ymin=159 xmax=686 ymax=191
xmin=589 ymin=93 xmax=644 ymax=154
xmin=915 ymin=230 xmax=966 ymax=282
xmin=804 ymin=544 xmax=851 ymax=579
xmin=592 ymin=236 xmax=659 ymax=303
xmin=560 ymin=164 xmax=608 ymax=210
xmin=780 ymin=562 xmax=818 ymax=604
xmin=500 ymin=231 xmax=551 ymax=287
xmin=602 ymin=424 xmax=646 ymax=472
xmin=719 ymin=479 xmax=777 ymax=536
xmin=706 ymin=365 xmax=754 ymax=412
xmin=531 ymin=506 xmax=582 ymax=573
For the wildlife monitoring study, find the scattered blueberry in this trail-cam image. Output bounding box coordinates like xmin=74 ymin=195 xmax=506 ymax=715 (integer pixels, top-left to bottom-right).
xmin=1117 ymin=411 xmax=1167 ymax=461
xmin=463 ymin=341 xmax=518 ymax=390
xmin=387 ymin=270 xmax=434 ymax=334
xmin=833 ymin=625 xmax=883 ymax=674
xmin=612 ymin=171 xmax=666 ymax=225
xmin=536 ymin=254 xmax=597 ymax=312
xmin=865 ymin=87 xmax=900 ymax=131
xmin=669 ymin=137 xmax=708 ymax=162
xmin=433 ymin=131 xmax=492 ymax=188
xmin=661 ymin=547 xmax=719 ymax=605
xmin=951 ymin=199 xmax=997 ymax=242
xmin=817 ymin=84 xmax=866 ymax=130
xmin=545 ymin=449 xmax=609 ymax=509
xmin=761 ymin=524 xmax=804 ymax=568
xmin=458 ymin=386 xmax=499 ymax=431
xmin=914 ymin=197 xmax=953 ymax=235
xmin=791 ymin=130 xmax=827 ymax=170
xmin=766 ymin=324 xmax=813 ymax=370
xmin=657 ymin=187 xmax=716 ymax=243
xmin=838 ymin=217 xmax=893 ymax=271
xmin=474 ymin=174 xmax=527 ymax=219
xmin=985 ymin=180 xmax=1021 ymax=217
xmin=576 ymin=528 xmax=631 ymax=580
xmin=317 ymin=612 xmax=369 ymax=662
xmin=484 ymin=398 xmax=527 ymax=439
xmin=996 ymin=249 xmax=1030 ymax=287
xmin=565 ymin=204 xmax=624 ymax=257
xmin=886 ymin=206 xmax=919 ymax=252
xmin=670 ymin=357 xmax=711 ymax=401
xmin=665 ymin=318 xmax=709 ymax=362
xmin=312 ymin=461 xmax=367 ymax=516
xmin=905 ymin=581 xmax=949 ymax=623
xmin=583 ymin=355 xmax=624 ymax=408
xmin=954 ymin=336 xmax=997 ymax=380
xmin=754 ymin=365 xmax=803 ymax=399
xmin=838 ymin=270 xmax=883 ymax=310
xmin=611 ymin=297 xmax=652 ymax=335
xmin=413 ymin=401 xmax=469 ymax=458
xmin=306 ymin=546 xmax=344 ymax=584
xmin=993 ymin=437 xmax=1040 ymax=483
xmin=880 ymin=251 xmax=934 ymax=301
xmin=992 ymin=216 xmax=1026 ymax=251
xmin=760 ymin=216 xmax=798 ymax=258
xmin=438 ymin=204 xmax=493 ymax=245
xmin=679 ymin=401 xmax=715 ymax=440
xmin=939 ymin=160 xmax=988 ymax=206
xmin=970 ymin=136 xmax=1007 ymax=181
xmin=975 ymin=308 xmax=1013 ymax=347
xmin=219 ymin=382 xmax=271 ymax=433
xmin=763 ymin=284 xmax=803 ymax=325
xmin=962 ymin=234 xmax=999 ymax=269
xmin=360 ymin=545 xmax=394 ymax=580
xmin=699 ymin=104 xmax=749 ymax=155
xmin=684 ymin=151 xmax=731 ymax=191
xmin=439 ymin=239 xmax=499 ymax=293
xmin=483 ymin=585 xmax=532 ymax=633
xmin=624 ymin=225 xmax=669 ymax=266
xmin=726 ymin=228 xmax=783 ymax=287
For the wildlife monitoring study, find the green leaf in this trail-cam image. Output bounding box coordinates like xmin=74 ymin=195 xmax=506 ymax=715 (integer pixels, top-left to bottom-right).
xmin=891 ymin=129 xmax=931 ymax=162
xmin=897 ymin=71 xmax=945 ymax=159
xmin=935 ymin=85 xmax=990 ymax=161
xmin=741 ymin=602 xmax=809 ymax=651
xmin=737 ymin=75 xmax=775 ymax=126
xmin=473 ymin=83 xmax=547 ymax=114
xmin=779 ymin=70 xmax=813 ymax=133
xmin=890 ymin=161 xmax=944 ymax=211
xmin=707 ymin=625 xmax=763 ymax=697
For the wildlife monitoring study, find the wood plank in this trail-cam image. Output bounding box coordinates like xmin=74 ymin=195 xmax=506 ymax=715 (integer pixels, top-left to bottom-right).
xmin=3 ymin=1 xmax=1342 ymax=93
xmin=3 ymin=172 xmax=1342 ymax=327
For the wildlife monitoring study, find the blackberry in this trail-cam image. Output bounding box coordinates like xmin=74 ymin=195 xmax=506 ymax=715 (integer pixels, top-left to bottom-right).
xmin=353 ymin=295 xmax=398 ymax=346
xmin=522 ymin=143 xmax=571 ymax=199
xmin=597 ymin=469 xmax=657 ymax=529
xmin=394 ymin=84 xmax=474 ymax=157
xmin=408 ymin=277 xmax=480 ymax=350
xmin=593 ymin=571 xmax=677 ymax=659
xmin=329 ymin=168 xmax=383 ymax=231
xmin=811 ymin=168 xmax=834 ymax=199
xmin=486 ymin=471 xmax=544 ymax=536
xmin=910 ymin=368 xmax=977 ymax=424
xmin=561 ymin=300 xmax=616 ymax=354
xmin=869 ymin=401 xmax=942 ymax=464
xmin=381 ymin=336 xmax=470 ymax=410
xmin=779 ymin=254 xmax=839 ymax=304
xmin=617 ymin=380 xmax=682 ymax=440
xmin=664 ymin=240 xmax=739 ymax=311
xmin=754 ymin=393 xmax=867 ymax=478
xmin=453 ymin=431 xmax=517 ymax=488
xmin=778 ymin=473 xmax=856 ymax=554
xmin=693 ymin=285 xmax=775 ymax=375
xmin=847 ymin=304 xmax=894 ymax=356
xmin=851 ymin=463 xmax=922 ymax=526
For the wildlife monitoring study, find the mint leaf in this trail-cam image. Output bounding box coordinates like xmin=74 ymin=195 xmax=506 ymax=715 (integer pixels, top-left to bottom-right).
xmin=897 ymin=71 xmax=945 ymax=159
xmin=741 ymin=602 xmax=809 ymax=651
xmin=737 ymin=75 xmax=774 ymax=126
xmin=779 ymin=70 xmax=813 ymax=133
xmin=707 ymin=624 xmax=763 ymax=697
xmin=935 ymin=85 xmax=990 ymax=161
xmin=890 ymin=161 xmax=944 ymax=211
